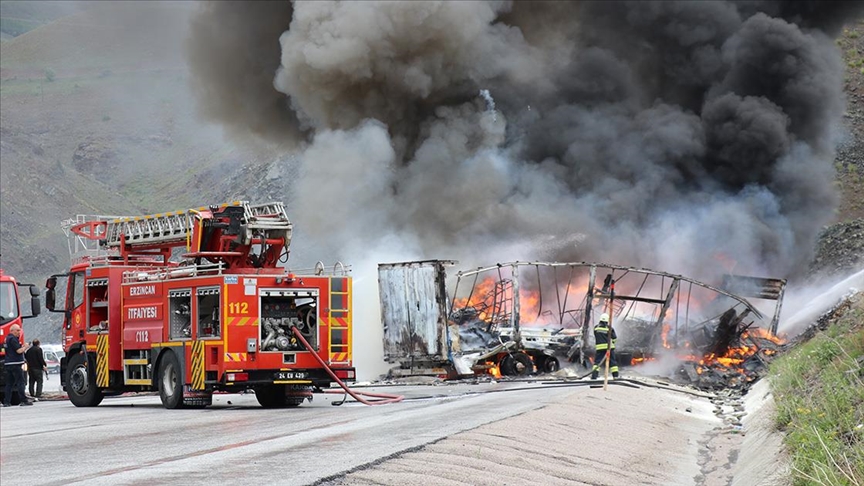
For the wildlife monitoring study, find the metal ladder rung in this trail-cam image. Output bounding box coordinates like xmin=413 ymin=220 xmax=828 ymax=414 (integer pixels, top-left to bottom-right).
xmin=246 ymin=202 xmax=286 ymax=217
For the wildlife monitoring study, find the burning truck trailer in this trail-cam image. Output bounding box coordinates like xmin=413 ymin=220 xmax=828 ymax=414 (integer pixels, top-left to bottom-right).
xmin=379 ymin=260 xmax=581 ymax=379
xmin=379 ymin=260 xmax=787 ymax=389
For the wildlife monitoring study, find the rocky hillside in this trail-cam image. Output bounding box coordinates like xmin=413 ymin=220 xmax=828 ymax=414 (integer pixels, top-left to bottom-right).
xmin=835 ymin=21 xmax=864 ymax=223
xmin=0 ymin=3 xmax=297 ymax=340
xmin=0 ymin=4 xmax=293 ymax=281
xmin=811 ymin=20 xmax=864 ymax=280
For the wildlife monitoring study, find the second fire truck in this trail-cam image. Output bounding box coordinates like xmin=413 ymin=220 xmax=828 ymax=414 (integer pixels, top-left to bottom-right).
xmin=46 ymin=201 xmax=354 ymax=409
xmin=0 ymin=267 xmax=41 ymax=404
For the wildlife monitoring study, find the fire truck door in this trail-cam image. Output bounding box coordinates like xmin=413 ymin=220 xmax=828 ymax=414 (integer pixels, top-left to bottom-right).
xmin=67 ymin=272 xmax=86 ymax=337
xmin=45 ymin=272 xmax=84 ymax=335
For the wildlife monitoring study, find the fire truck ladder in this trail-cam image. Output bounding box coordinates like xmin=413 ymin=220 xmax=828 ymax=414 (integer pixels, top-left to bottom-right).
xmin=103 ymin=208 xmax=197 ymax=249
xmin=98 ymin=201 xmax=292 ymax=251
xmin=242 ymin=201 xmax=293 ymax=231
xmin=67 ymin=201 xmax=292 ymax=270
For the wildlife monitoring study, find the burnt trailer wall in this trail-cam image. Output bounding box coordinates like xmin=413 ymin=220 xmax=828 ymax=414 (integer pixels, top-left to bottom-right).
xmin=378 ymin=261 xmax=455 ymax=366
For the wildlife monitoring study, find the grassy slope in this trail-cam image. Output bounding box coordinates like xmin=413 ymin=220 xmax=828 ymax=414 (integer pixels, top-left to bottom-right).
xmin=770 ymin=296 xmax=864 ymax=485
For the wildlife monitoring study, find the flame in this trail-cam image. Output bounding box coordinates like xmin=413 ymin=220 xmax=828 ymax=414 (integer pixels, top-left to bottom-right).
xmin=453 ymin=276 xmax=509 ymax=322
xmin=661 ymin=324 xmax=672 ymax=348
xmin=519 ymin=288 xmax=541 ymax=323
xmin=744 ymin=327 xmax=786 ymax=345
xmin=693 ymin=328 xmax=785 ymax=376
xmin=453 ymin=275 xmax=589 ymax=328
xmin=484 ymin=361 xmax=501 ymax=378
xmin=632 ymin=325 xmax=786 ymax=381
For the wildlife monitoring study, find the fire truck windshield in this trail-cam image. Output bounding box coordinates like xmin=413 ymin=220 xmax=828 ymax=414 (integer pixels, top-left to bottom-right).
xmin=0 ymin=281 xmax=19 ymax=323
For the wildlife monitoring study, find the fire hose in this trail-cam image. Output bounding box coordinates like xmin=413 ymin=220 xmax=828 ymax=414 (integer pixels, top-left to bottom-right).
xmin=289 ymin=326 xmax=404 ymax=406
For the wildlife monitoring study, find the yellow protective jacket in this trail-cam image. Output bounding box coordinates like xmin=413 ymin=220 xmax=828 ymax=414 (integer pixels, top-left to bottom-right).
xmin=594 ymin=324 xmax=617 ymax=351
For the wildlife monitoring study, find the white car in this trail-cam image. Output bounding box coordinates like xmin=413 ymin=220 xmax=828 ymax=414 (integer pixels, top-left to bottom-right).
xmin=41 ymin=344 xmax=65 ymax=374
xmin=44 ymin=350 xmax=61 ymax=374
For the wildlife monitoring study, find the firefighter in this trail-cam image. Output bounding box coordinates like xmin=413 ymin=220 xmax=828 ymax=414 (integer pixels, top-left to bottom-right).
xmin=591 ymin=313 xmax=619 ymax=380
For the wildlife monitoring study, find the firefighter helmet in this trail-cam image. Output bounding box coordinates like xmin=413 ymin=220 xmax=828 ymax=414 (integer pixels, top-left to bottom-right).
xmin=599 ymin=313 xmax=610 ymax=322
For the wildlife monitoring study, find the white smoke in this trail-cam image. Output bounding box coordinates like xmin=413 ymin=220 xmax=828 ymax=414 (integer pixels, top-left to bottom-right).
xmin=779 ymin=268 xmax=864 ymax=337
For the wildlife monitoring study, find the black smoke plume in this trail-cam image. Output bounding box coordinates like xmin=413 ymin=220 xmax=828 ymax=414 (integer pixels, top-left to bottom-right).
xmin=187 ymin=0 xmax=862 ymax=282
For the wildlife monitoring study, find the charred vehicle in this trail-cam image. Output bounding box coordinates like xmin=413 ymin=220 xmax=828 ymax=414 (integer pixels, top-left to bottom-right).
xmin=379 ymin=260 xmax=786 ymax=386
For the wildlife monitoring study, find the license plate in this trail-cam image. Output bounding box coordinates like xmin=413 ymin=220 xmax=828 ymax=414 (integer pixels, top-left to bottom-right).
xmin=275 ymin=371 xmax=307 ymax=380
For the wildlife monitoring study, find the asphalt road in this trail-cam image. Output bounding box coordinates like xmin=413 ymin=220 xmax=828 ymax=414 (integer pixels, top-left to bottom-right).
xmin=0 ymin=381 xmax=579 ymax=486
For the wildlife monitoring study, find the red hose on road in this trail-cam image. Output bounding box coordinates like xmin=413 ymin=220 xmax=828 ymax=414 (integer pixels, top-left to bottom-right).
xmin=290 ymin=327 xmax=403 ymax=405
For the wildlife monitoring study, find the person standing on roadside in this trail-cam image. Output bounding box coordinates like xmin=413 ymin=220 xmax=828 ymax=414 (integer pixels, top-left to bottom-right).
xmin=25 ymin=339 xmax=47 ymax=399
xmin=3 ymin=324 xmax=33 ymax=406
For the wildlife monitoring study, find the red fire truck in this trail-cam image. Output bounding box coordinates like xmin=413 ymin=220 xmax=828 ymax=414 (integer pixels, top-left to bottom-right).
xmin=46 ymin=201 xmax=354 ymax=409
xmin=0 ymin=268 xmax=42 ymax=404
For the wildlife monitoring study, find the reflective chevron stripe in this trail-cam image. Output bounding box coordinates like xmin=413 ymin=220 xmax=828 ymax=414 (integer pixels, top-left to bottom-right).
xmin=224 ymin=352 xmax=247 ymax=362
xmin=226 ymin=316 xmax=258 ymax=327
xmin=96 ymin=334 xmax=109 ymax=387
xmin=191 ymin=340 xmax=205 ymax=390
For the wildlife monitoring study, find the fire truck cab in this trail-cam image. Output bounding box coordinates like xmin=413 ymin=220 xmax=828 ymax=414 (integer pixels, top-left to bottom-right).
xmin=46 ymin=201 xmax=354 ymax=409
xmin=0 ymin=268 xmax=42 ymax=404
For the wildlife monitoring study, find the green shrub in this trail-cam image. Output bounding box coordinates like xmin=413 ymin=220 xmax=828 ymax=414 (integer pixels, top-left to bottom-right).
xmin=44 ymin=68 xmax=55 ymax=82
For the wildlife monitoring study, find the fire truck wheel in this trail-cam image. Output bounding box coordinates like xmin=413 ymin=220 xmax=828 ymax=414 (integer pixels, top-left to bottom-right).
xmin=284 ymin=397 xmax=304 ymax=407
xmin=158 ymin=352 xmax=184 ymax=409
xmin=67 ymin=353 xmax=104 ymax=407
xmin=255 ymin=385 xmax=287 ymax=408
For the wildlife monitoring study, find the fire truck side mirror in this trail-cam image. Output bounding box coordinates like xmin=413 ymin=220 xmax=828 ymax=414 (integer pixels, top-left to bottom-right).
xmin=17 ymin=283 xmax=42 ymax=319
xmin=29 ymin=296 xmax=41 ymax=317
xmin=45 ymin=287 xmax=57 ymax=312
xmin=44 ymin=276 xmax=58 ymax=312
xmin=45 ymin=288 xmax=56 ymax=312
